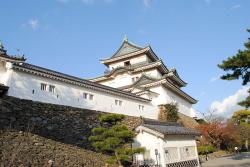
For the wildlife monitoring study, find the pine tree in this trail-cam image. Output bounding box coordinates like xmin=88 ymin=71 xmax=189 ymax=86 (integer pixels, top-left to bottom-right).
xmin=238 ymin=89 xmax=250 ymax=109
xmin=218 ymin=29 xmax=250 ymax=85
xmin=218 ymin=29 xmax=250 ymax=108
xmin=231 ymin=110 xmax=250 ymax=150
xmin=89 ymin=114 xmax=144 ymax=167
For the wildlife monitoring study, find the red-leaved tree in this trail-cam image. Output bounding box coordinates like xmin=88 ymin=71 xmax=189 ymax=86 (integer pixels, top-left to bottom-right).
xmin=197 ymin=120 xmax=240 ymax=149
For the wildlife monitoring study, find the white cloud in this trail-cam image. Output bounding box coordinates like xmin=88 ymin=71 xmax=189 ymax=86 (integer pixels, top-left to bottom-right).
xmin=28 ymin=19 xmax=39 ymax=30
xmin=22 ymin=19 xmax=58 ymax=33
xmin=201 ymin=91 xmax=206 ymax=96
xmin=232 ymin=4 xmax=241 ymax=9
xmin=143 ymin=0 xmax=152 ymax=7
xmin=138 ymin=29 xmax=147 ymax=35
xmin=209 ymin=74 xmax=221 ymax=83
xmin=210 ymin=86 xmax=249 ymax=117
xmin=204 ymin=0 xmax=211 ymax=4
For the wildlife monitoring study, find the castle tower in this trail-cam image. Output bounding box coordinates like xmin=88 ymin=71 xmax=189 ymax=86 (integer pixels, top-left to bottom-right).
xmin=90 ymin=38 xmax=197 ymax=118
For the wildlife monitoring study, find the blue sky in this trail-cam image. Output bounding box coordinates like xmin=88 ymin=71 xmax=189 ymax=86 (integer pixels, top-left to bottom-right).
xmin=1 ymin=0 xmax=249 ymax=117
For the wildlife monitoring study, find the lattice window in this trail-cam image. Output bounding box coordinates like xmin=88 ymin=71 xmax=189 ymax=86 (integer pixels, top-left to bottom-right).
xmin=49 ymin=85 xmax=55 ymax=93
xmin=89 ymin=94 xmax=94 ymax=100
xmin=165 ymin=147 xmax=179 ymax=162
xmin=139 ymin=105 xmax=144 ymax=110
xmin=41 ymin=83 xmax=47 ymax=91
xmin=115 ymin=99 xmax=122 ymax=106
xmin=166 ymin=159 xmax=198 ymax=167
xmin=83 ymin=93 xmax=88 ymax=99
xmin=180 ymin=146 xmax=196 ymax=160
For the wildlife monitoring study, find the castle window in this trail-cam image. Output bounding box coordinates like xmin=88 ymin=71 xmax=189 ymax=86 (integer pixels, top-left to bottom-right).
xmin=83 ymin=93 xmax=94 ymax=101
xmin=83 ymin=93 xmax=88 ymax=99
xmin=49 ymin=85 xmax=55 ymax=93
xmin=124 ymin=61 xmax=131 ymax=67
xmin=32 ymin=90 xmax=35 ymax=94
xmin=139 ymin=105 xmax=144 ymax=110
xmin=41 ymin=83 xmax=47 ymax=91
xmin=115 ymin=100 xmax=122 ymax=106
xmin=89 ymin=94 xmax=94 ymax=100
xmin=165 ymin=147 xmax=179 ymax=162
xmin=132 ymin=76 xmax=140 ymax=83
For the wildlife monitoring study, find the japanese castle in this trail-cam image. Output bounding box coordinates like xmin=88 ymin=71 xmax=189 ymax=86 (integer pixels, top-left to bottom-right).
xmin=90 ymin=37 xmax=197 ymax=118
xmin=0 ymin=39 xmax=200 ymax=167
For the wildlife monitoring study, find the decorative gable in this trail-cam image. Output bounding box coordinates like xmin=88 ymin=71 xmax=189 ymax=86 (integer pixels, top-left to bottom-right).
xmin=132 ymin=74 xmax=158 ymax=87
xmin=111 ymin=40 xmax=143 ymax=58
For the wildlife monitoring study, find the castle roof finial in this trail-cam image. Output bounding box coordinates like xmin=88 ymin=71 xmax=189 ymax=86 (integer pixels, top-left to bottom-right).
xmin=123 ymin=34 xmax=128 ymax=42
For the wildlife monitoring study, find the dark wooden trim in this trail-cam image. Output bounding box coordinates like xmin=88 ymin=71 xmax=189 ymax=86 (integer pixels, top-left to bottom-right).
xmin=0 ymin=84 xmax=9 ymax=97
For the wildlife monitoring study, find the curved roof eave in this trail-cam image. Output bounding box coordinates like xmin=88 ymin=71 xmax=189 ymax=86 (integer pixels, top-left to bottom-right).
xmin=100 ymin=46 xmax=160 ymax=65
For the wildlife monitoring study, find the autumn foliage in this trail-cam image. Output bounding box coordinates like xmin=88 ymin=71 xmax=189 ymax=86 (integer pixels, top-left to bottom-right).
xmin=196 ymin=120 xmax=240 ymax=150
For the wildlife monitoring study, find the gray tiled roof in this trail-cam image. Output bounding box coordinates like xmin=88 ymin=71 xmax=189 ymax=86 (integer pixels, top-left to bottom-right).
xmin=89 ymin=60 xmax=163 ymax=81
xmin=0 ymin=84 xmax=9 ymax=94
xmin=0 ymin=53 xmax=26 ymax=62
xmin=103 ymin=61 xmax=161 ymax=76
xmin=110 ymin=41 xmax=143 ymax=58
xmin=142 ymin=118 xmax=200 ymax=136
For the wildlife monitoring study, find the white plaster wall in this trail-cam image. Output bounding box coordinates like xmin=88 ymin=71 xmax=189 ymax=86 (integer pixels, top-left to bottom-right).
xmin=7 ymin=70 xmax=158 ymax=119
xmin=133 ymin=131 xmax=199 ymax=166
xmin=0 ymin=61 xmax=12 ymax=85
xmin=0 ymin=61 xmax=6 ymax=84
xmin=101 ymin=73 xmax=135 ymax=88
xmin=98 ymin=69 xmax=195 ymax=117
xmin=100 ymin=68 xmax=162 ymax=88
xmin=150 ymin=86 xmax=195 ymax=117
xmin=108 ymin=54 xmax=148 ymax=70
xmin=133 ymin=131 xmax=165 ymax=166
xmin=165 ymin=136 xmax=197 ymax=148
xmin=144 ymin=69 xmax=162 ymax=79
xmin=164 ymin=135 xmax=199 ymax=163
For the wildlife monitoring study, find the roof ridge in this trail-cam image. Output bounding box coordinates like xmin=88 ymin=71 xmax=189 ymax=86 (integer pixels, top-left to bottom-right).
xmin=142 ymin=118 xmax=180 ymax=126
xmin=102 ymin=40 xmax=146 ymax=60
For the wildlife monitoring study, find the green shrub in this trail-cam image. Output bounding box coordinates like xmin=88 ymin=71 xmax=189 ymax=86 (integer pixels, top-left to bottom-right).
xmin=197 ymin=146 xmax=205 ymax=155
xmin=207 ymin=145 xmax=216 ymax=153
xmin=89 ymin=113 xmax=144 ymax=166
xmin=99 ymin=114 xmax=125 ymax=125
xmin=197 ymin=145 xmax=216 ymax=155
xmin=158 ymin=103 xmax=179 ymax=122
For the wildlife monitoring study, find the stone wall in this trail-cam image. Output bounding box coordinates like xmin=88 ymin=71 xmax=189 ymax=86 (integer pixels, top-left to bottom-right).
xmin=0 ymin=96 xmax=141 ymax=166
xmin=0 ymin=95 xmax=198 ymax=166
xmin=0 ymin=131 xmax=109 ymax=167
xmin=157 ymin=104 xmax=199 ymax=129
